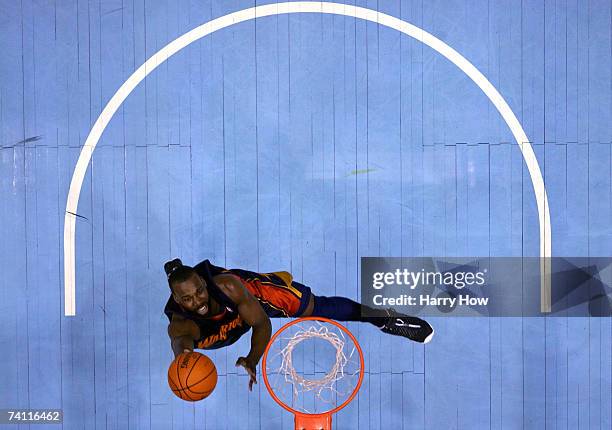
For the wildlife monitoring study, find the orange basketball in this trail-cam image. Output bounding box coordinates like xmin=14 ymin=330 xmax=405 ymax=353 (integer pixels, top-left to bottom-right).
xmin=168 ymin=351 xmax=218 ymax=401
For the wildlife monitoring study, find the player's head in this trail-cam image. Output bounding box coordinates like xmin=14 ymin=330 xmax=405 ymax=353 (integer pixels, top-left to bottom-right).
xmin=164 ymin=258 xmax=210 ymax=316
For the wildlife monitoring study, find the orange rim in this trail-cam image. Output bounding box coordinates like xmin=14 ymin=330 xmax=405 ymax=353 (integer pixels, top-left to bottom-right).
xmin=261 ymin=316 xmax=365 ymax=416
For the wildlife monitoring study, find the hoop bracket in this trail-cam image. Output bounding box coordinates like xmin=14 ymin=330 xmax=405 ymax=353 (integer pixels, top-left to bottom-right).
xmin=295 ymin=412 xmax=332 ymax=430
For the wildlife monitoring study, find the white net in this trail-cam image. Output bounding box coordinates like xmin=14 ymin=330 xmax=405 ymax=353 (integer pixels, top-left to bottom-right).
xmin=264 ymin=319 xmax=362 ymax=414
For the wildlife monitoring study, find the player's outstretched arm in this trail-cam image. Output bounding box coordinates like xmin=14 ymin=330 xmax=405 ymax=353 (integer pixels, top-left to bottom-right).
xmin=168 ymin=314 xmax=201 ymax=358
xmin=215 ymin=274 xmax=272 ymax=391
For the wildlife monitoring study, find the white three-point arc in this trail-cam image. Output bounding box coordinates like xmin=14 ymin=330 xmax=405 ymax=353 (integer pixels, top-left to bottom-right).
xmin=63 ymin=2 xmax=552 ymax=316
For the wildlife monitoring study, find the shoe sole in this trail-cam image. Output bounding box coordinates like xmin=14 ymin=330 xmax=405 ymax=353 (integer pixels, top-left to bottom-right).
xmin=422 ymin=326 xmax=435 ymax=344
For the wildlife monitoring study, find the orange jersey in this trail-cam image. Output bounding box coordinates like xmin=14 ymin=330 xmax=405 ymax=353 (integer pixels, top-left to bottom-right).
xmin=228 ymin=270 xmax=310 ymax=317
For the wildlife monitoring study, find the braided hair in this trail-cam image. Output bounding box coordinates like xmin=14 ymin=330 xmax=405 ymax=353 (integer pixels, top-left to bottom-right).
xmin=164 ymin=258 xmax=197 ymax=290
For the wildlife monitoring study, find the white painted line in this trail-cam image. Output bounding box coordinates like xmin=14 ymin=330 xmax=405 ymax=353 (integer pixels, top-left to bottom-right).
xmin=64 ymin=2 xmax=552 ymax=316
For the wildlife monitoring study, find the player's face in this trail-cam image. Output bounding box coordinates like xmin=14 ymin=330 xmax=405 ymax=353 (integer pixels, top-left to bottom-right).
xmin=172 ymin=273 xmax=210 ymax=316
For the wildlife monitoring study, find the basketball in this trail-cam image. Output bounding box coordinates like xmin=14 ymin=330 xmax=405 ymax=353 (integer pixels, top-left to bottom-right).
xmin=168 ymin=351 xmax=218 ymax=401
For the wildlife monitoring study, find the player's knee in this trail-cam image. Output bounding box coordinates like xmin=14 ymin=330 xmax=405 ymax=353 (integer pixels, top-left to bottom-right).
xmin=309 ymin=295 xmax=361 ymax=321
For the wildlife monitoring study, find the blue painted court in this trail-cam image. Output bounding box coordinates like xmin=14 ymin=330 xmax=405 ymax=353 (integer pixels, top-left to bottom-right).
xmin=0 ymin=0 xmax=610 ymax=429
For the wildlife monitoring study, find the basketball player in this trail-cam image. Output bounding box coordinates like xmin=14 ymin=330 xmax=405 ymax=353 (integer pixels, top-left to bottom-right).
xmin=164 ymin=259 xmax=434 ymax=390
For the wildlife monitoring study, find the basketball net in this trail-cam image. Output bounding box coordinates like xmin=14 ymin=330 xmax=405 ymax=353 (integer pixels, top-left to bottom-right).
xmin=277 ymin=323 xmax=356 ymax=406
xmin=263 ymin=317 xmax=364 ymax=430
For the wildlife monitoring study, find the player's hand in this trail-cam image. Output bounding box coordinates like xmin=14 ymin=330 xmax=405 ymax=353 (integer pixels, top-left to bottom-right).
xmin=235 ymin=356 xmax=257 ymax=391
xmin=173 ymin=346 xmax=193 ymax=358
xmin=178 ymin=348 xmax=192 ymax=356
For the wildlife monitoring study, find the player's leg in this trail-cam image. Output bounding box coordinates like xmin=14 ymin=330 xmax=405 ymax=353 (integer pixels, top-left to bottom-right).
xmin=300 ymin=294 xmax=434 ymax=344
xmin=252 ymin=272 xmax=434 ymax=343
